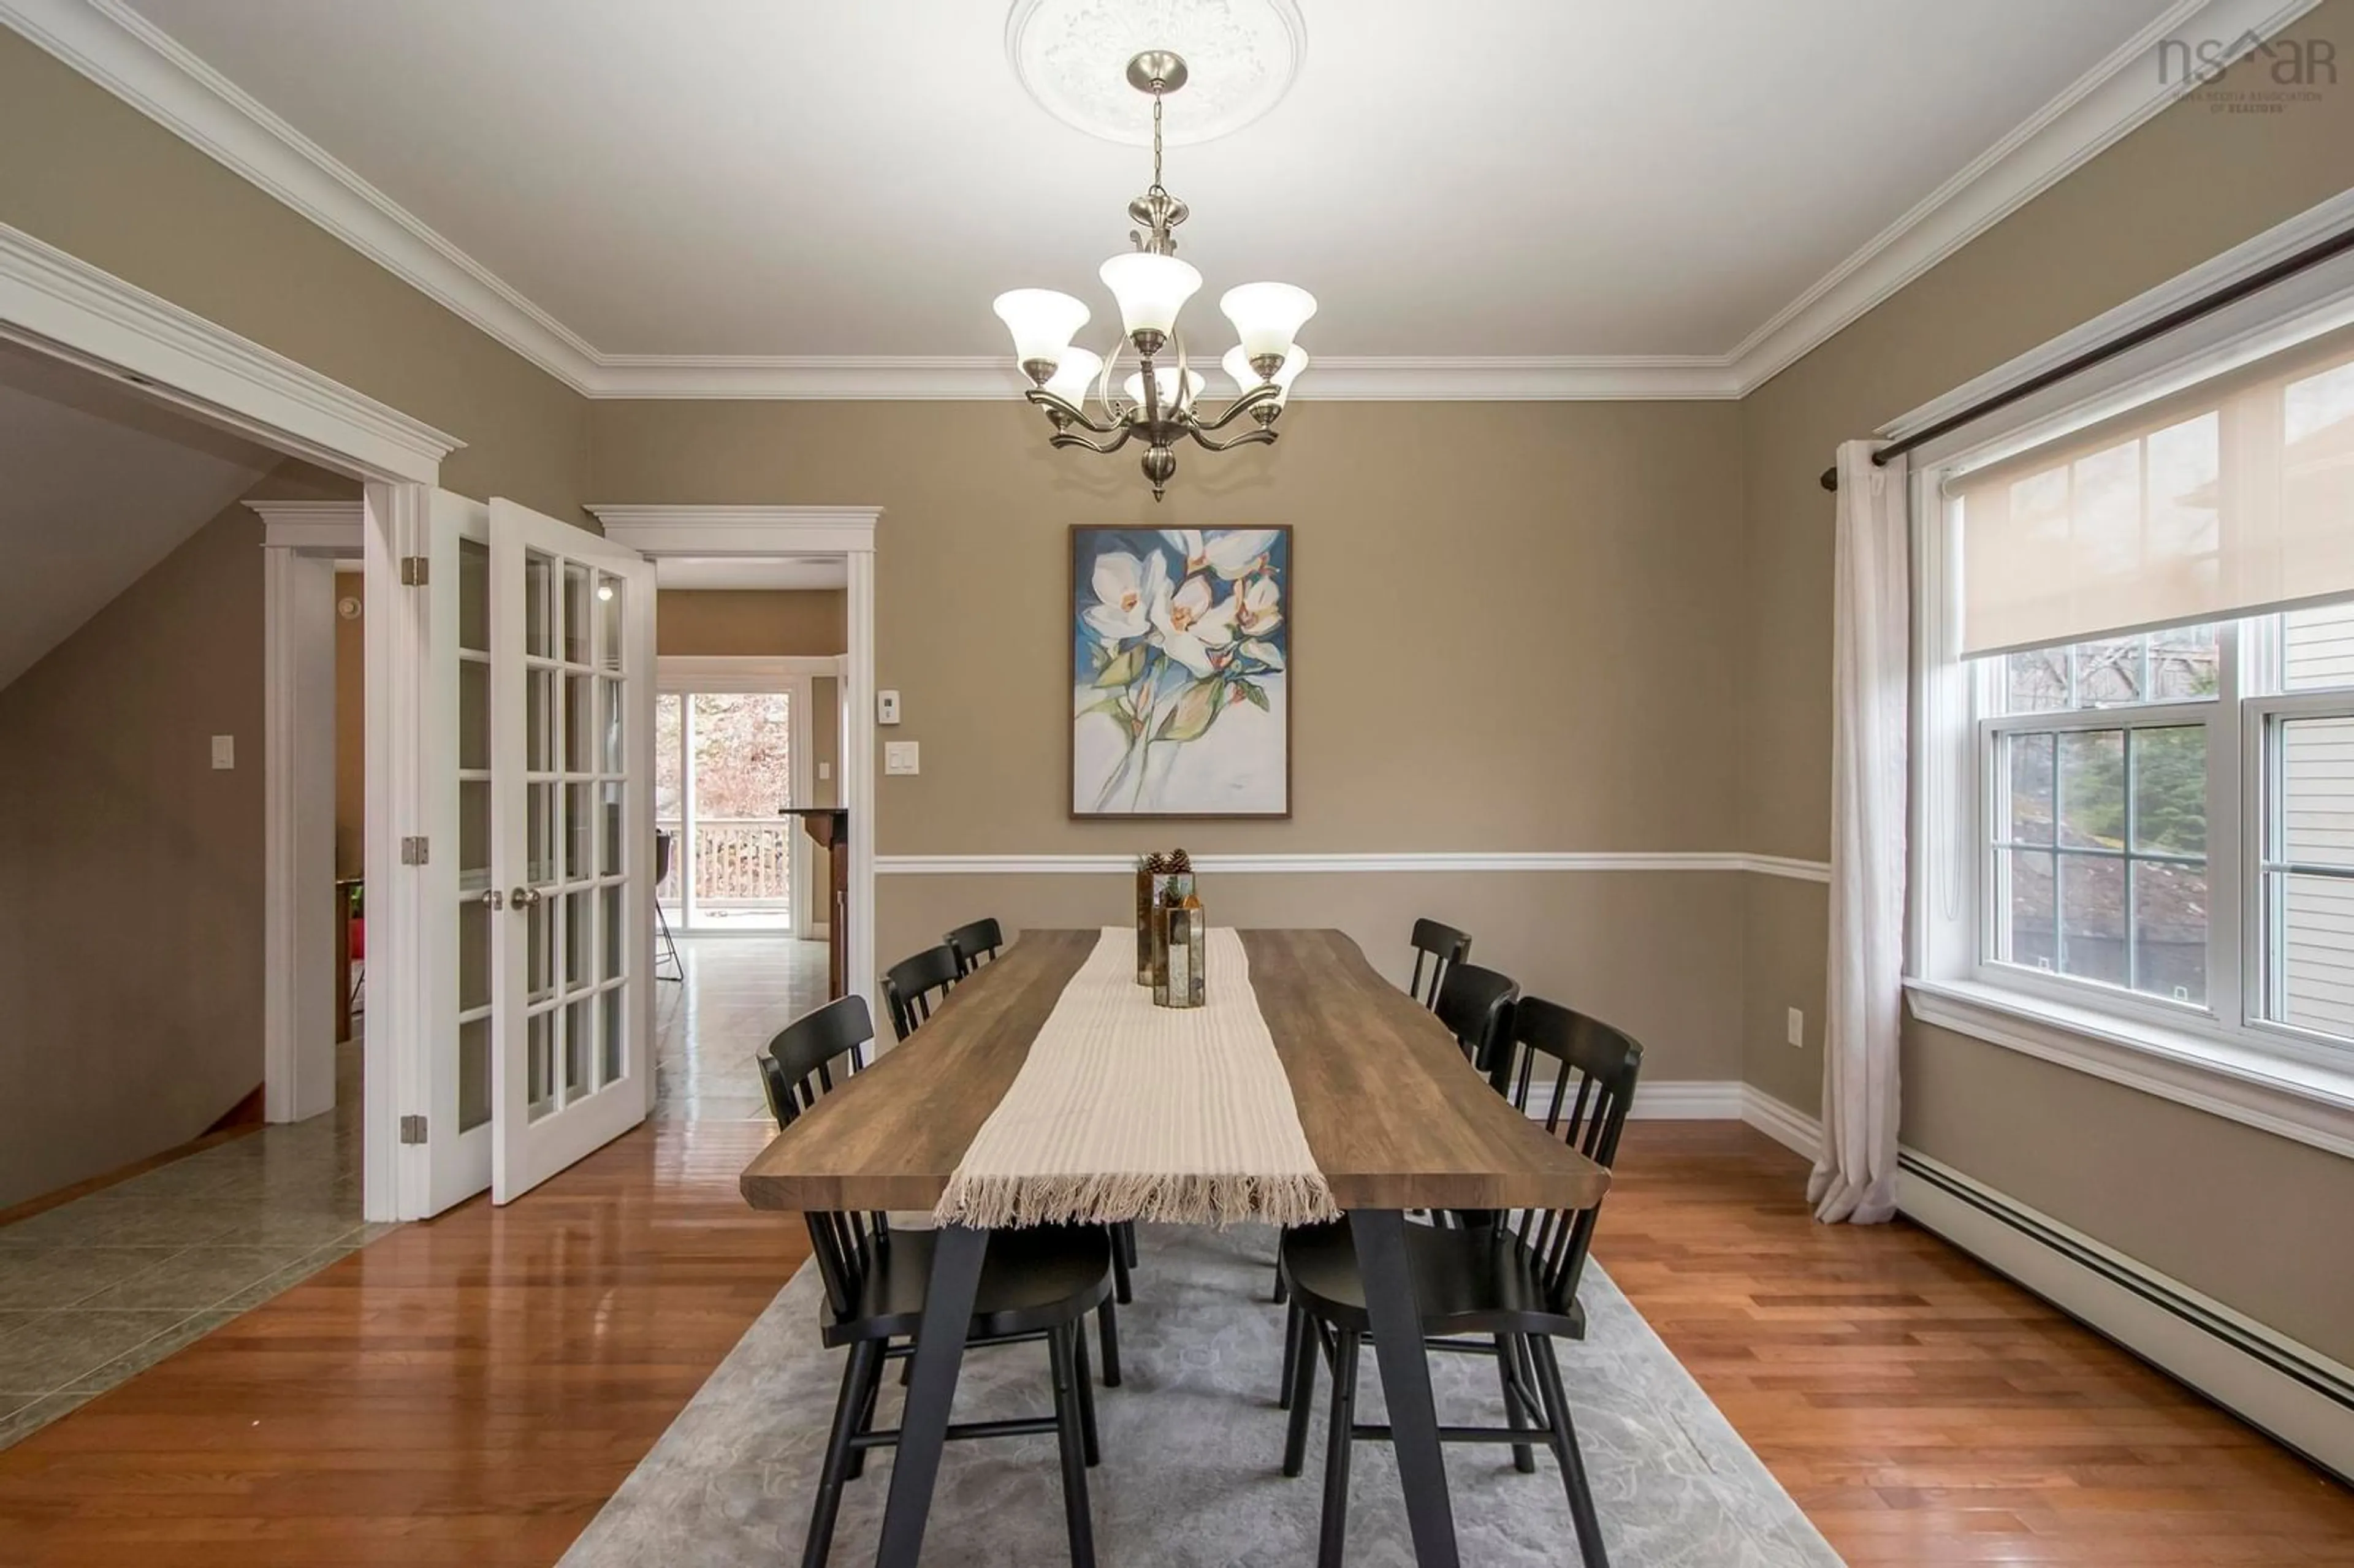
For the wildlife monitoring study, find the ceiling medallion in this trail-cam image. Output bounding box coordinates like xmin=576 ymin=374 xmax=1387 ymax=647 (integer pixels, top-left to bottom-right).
xmin=1005 ymin=0 xmax=1306 ymax=147
xmin=992 ymin=51 xmax=1315 ymax=501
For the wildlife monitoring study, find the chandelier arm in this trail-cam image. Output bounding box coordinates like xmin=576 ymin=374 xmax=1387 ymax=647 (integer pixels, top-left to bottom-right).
xmin=1194 ymin=382 xmax=1282 ymax=432
xmin=1050 ymin=424 xmax=1137 ymax=455
xmin=1186 ymin=424 xmax=1278 ymax=454
xmin=1025 ymin=387 xmax=1123 ymax=436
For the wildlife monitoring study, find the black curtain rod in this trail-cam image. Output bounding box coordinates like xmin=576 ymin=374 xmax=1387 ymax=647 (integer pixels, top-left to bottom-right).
xmin=1818 ymin=221 xmax=2354 ymax=493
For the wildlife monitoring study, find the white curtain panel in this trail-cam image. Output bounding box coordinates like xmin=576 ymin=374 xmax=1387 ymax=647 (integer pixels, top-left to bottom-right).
xmin=1810 ymin=441 xmax=1910 ymax=1225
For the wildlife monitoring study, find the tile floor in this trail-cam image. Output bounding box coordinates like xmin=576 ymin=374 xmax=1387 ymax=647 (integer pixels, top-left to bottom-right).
xmin=0 ymin=934 xmax=828 ymax=1448
xmin=0 ymin=1041 xmax=382 ymax=1445
xmin=653 ymin=936 xmax=832 ymax=1122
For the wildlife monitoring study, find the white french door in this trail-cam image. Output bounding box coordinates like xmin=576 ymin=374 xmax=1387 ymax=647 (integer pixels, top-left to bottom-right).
xmin=487 ymin=499 xmax=657 ymax=1203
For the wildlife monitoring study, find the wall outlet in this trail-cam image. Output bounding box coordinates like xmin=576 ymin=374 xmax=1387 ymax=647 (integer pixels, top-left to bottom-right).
xmin=1786 ymin=1007 xmax=1805 ymax=1048
xmin=210 ymin=734 xmax=235 ymax=770
xmin=884 ymin=740 xmax=920 ymax=775
xmin=877 ymin=689 xmax=901 ymax=725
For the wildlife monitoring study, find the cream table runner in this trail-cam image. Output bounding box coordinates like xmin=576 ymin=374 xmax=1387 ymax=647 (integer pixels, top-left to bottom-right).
xmin=932 ymin=928 xmax=1339 ymax=1229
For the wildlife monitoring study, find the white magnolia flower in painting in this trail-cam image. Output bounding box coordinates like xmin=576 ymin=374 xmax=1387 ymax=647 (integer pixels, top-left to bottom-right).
xmin=1083 ymin=550 xmax=1168 ymax=644
xmin=1162 ymin=528 xmax=1280 ymax=581
xmin=1150 ymin=573 xmax=1239 ymax=676
xmin=1232 ymin=571 xmax=1282 ymax=639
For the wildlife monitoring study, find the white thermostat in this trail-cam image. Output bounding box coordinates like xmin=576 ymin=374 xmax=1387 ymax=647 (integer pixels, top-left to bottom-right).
xmin=878 ymin=690 xmax=902 ymax=725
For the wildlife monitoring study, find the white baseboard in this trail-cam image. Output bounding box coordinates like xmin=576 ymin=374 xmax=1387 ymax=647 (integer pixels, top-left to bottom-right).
xmin=1900 ymin=1149 xmax=2354 ymax=1483
xmin=1738 ymin=1086 xmax=1823 ymax=1159
xmin=1609 ymin=1080 xmax=1747 ymax=1119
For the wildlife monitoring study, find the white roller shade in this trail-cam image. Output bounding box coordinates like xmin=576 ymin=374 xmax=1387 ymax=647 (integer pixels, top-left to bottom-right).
xmin=1954 ymin=325 xmax=2354 ymax=657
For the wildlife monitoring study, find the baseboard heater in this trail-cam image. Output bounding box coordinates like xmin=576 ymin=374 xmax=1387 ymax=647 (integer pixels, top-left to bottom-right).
xmin=1897 ymin=1149 xmax=2354 ymax=1485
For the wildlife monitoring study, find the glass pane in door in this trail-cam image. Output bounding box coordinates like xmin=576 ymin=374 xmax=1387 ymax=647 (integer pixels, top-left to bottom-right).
xmin=676 ymin=691 xmax=794 ymax=932
xmin=455 ymin=535 xmax=493 ymax=1133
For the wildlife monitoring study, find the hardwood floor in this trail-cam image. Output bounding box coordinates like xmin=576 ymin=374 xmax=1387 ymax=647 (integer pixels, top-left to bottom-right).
xmin=1600 ymin=1123 xmax=2354 ymax=1566
xmin=0 ymin=1118 xmax=2347 ymax=1564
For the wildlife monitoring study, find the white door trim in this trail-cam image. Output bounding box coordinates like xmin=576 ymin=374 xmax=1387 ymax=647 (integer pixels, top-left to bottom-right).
xmin=253 ymin=499 xmax=361 ymax=1128
xmin=592 ymin=506 xmax=880 ymax=1018
xmin=0 ymin=226 xmax=459 ymax=1225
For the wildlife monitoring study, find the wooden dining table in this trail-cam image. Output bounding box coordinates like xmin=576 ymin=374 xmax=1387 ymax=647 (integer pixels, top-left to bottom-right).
xmin=740 ymin=928 xmax=1612 ymax=1567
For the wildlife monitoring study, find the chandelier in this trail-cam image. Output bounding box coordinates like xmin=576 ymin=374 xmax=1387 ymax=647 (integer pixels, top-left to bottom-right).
xmin=992 ymin=50 xmax=1315 ymax=501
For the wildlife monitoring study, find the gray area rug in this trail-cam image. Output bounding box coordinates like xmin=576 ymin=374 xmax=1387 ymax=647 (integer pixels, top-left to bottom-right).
xmin=561 ymin=1225 xmax=1843 ymax=1567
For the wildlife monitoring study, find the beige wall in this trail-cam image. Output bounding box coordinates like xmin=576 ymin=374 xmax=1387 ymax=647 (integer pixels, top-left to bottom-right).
xmin=0 ymin=32 xmax=595 ymax=1201
xmin=655 ymin=589 xmax=847 ymax=657
xmin=1738 ymin=2 xmax=2354 ymax=1351
xmin=0 ymin=29 xmax=589 ymax=520
xmin=0 ymin=486 xmax=266 ymax=1206
xmin=593 ymin=398 xmax=1751 ymax=1079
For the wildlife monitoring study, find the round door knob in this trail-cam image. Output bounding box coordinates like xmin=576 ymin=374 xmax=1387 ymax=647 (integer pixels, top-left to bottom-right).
xmin=510 ymin=886 xmax=543 ymax=908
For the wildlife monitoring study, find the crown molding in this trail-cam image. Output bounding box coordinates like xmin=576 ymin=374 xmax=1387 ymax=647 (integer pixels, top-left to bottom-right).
xmin=1726 ymin=0 xmax=2323 ymax=395
xmin=0 ymin=0 xmax=2318 ymax=404
xmin=0 ymin=0 xmax=604 ymax=391
xmin=584 ymin=354 xmax=1743 ymax=401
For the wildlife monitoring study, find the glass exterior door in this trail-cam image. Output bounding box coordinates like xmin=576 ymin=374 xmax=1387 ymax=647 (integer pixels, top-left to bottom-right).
xmin=655 ymin=691 xmax=796 ymax=932
xmin=488 ymin=500 xmax=655 ymax=1203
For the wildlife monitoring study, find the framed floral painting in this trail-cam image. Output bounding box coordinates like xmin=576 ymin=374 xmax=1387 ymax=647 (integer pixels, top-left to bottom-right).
xmin=1070 ymin=526 xmax=1290 ymax=818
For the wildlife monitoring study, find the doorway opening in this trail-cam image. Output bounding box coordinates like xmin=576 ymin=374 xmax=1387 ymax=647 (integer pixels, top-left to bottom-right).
xmin=657 ymin=687 xmax=802 ymax=933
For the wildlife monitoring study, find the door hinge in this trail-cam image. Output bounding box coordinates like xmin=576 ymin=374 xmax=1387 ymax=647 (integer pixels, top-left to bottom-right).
xmin=399 ymin=555 xmax=430 ymax=586
xmin=400 ymin=835 xmax=429 ymax=865
xmin=398 ymin=1114 xmax=428 ymax=1144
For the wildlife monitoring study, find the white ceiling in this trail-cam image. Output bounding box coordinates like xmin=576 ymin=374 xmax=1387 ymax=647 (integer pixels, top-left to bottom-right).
xmin=83 ymin=0 xmax=2190 ymax=382
xmin=0 ymin=338 xmax=278 ymax=691
xmin=655 ymin=555 xmax=848 ymax=591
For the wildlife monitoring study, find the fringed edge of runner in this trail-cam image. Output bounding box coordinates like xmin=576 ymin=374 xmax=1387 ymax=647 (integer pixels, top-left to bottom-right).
xmin=931 ymin=1170 xmax=1341 ymax=1231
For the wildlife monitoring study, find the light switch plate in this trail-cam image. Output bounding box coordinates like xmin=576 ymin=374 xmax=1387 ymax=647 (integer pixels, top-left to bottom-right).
xmin=210 ymin=734 xmax=235 ymax=770
xmin=817 ymin=761 xmax=832 ymax=781
xmin=884 ymin=740 xmax=920 ymax=775
xmin=1786 ymin=1007 xmax=1804 ymax=1048
xmin=877 ymin=690 xmax=901 ymax=725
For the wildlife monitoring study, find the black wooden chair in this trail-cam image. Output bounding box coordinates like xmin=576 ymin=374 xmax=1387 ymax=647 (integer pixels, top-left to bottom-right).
xmin=760 ymin=998 xmax=1114 ymax=1568
xmin=1276 ymin=997 xmax=1642 ymax=1568
xmin=881 ymin=944 xmax=960 ymax=1041
xmin=1432 ymin=961 xmax=1519 ymax=1076
xmin=942 ymin=917 xmax=1005 ymax=977
xmin=808 ymin=972 xmax=1130 ymax=1382
xmin=1407 ymin=918 xmax=1474 ymax=1010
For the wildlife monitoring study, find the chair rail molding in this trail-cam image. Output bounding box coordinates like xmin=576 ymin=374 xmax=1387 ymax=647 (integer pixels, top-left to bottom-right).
xmin=2 ymin=0 xmax=2317 ymax=400
xmin=0 ymin=220 xmax=460 ymax=481
xmin=875 ymin=851 xmax=1832 ymax=882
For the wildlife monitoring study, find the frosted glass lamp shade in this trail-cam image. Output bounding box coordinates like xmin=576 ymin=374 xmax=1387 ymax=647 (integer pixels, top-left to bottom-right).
xmin=1122 ymin=365 xmax=1205 ymax=411
xmin=1219 ymin=282 xmax=1317 ymax=365
xmin=1222 ymin=344 xmax=1308 ymax=403
xmin=1042 ymin=347 xmax=1103 ymax=406
xmin=1099 ymin=253 xmax=1203 ymax=338
xmin=992 ymin=289 xmax=1091 ymax=372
